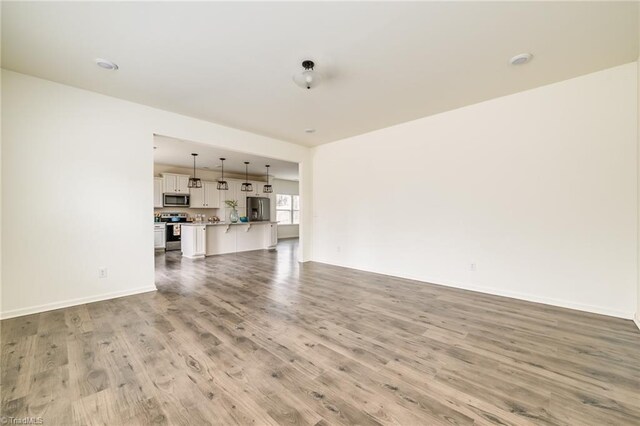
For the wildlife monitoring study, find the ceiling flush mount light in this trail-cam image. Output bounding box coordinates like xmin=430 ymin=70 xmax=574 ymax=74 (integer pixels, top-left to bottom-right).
xmin=510 ymin=53 xmax=533 ymax=65
xmin=188 ymin=153 xmax=202 ymax=188
xmin=217 ymin=158 xmax=229 ymax=190
xmin=241 ymin=162 xmax=253 ymax=192
xmin=263 ymin=165 xmax=273 ymax=193
xmin=293 ymin=60 xmax=321 ymax=89
xmin=95 ymin=58 xmax=119 ymax=70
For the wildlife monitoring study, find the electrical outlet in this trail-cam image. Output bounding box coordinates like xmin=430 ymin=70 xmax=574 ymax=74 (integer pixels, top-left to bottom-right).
xmin=98 ymin=267 xmax=108 ymax=279
xmin=336 ymin=246 xmax=341 ymax=253
xmin=470 ymin=263 xmax=477 ymax=271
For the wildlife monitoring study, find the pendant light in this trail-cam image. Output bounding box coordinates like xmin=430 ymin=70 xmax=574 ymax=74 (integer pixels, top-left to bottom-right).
xmin=217 ymin=158 xmax=229 ymax=190
xmin=263 ymin=164 xmax=273 ymax=193
xmin=240 ymin=162 xmax=253 ymax=192
xmin=188 ymin=153 xmax=202 ymax=188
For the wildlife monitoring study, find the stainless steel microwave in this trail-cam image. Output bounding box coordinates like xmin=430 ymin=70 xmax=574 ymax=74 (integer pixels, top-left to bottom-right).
xmin=163 ymin=193 xmax=190 ymax=207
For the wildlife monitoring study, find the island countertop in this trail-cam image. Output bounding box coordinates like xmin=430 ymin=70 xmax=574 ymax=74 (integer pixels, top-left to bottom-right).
xmin=181 ymin=221 xmax=278 ymax=258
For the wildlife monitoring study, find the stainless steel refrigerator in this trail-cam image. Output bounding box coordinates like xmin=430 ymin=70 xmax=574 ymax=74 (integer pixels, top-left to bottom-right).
xmin=246 ymin=197 xmax=271 ymax=222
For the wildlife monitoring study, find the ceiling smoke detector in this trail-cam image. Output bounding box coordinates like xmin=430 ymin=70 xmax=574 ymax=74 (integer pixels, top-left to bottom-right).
xmin=293 ymin=60 xmax=321 ymax=89
xmin=95 ymin=58 xmax=119 ymax=70
xmin=509 ymin=53 xmax=533 ymax=65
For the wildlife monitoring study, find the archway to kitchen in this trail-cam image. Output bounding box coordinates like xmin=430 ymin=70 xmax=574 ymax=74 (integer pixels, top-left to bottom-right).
xmin=151 ymin=134 xmax=303 ymax=278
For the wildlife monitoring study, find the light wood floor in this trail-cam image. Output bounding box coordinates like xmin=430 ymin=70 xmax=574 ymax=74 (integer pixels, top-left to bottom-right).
xmin=2 ymin=239 xmax=640 ymax=425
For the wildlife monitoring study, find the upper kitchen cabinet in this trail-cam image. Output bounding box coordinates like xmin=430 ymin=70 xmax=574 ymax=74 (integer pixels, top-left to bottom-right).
xmin=154 ymin=177 xmax=163 ymax=208
xmin=190 ymin=181 xmax=220 ymax=208
xmin=162 ymin=173 xmax=190 ymax=194
xmin=220 ymin=180 xmax=247 ymax=209
xmin=243 ymin=181 xmax=271 ymax=198
xmin=204 ymin=181 xmax=220 ymax=208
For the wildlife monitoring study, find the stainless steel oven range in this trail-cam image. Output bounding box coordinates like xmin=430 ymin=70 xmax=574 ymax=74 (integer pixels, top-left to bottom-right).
xmin=159 ymin=212 xmax=188 ymax=251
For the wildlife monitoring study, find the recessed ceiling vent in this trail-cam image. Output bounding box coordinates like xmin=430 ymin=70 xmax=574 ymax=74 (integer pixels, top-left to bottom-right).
xmin=510 ymin=53 xmax=533 ymax=65
xmin=95 ymin=58 xmax=119 ymax=70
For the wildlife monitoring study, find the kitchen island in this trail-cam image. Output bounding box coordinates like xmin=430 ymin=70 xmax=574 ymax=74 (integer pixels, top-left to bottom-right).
xmin=180 ymin=222 xmax=277 ymax=259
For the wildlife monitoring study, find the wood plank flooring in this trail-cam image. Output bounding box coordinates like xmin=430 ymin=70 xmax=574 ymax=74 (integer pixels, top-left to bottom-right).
xmin=2 ymin=239 xmax=640 ymax=425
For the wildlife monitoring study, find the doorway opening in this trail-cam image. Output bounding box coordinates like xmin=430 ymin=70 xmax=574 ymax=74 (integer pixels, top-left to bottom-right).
xmin=152 ymin=134 xmax=301 ymax=279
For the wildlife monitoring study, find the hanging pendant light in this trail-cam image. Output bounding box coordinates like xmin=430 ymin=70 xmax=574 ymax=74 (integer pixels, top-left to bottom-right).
xmin=217 ymin=158 xmax=229 ymax=190
xmin=188 ymin=153 xmax=202 ymax=188
xmin=240 ymin=162 xmax=253 ymax=192
xmin=263 ymin=164 xmax=273 ymax=193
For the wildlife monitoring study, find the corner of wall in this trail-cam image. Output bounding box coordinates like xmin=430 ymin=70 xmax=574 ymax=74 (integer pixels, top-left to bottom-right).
xmin=636 ymin=2 xmax=640 ymax=330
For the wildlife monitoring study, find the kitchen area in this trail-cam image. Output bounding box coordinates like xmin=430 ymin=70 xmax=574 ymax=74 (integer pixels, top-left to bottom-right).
xmin=153 ymin=135 xmax=300 ymax=260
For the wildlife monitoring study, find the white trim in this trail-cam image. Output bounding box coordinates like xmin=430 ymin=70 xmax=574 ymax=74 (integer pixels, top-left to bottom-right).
xmin=634 ymin=314 xmax=640 ymax=332
xmin=312 ymin=258 xmax=635 ymax=320
xmin=0 ymin=286 xmax=157 ymax=320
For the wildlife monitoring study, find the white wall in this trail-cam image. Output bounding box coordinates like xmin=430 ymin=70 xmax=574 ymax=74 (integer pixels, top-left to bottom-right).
xmin=313 ymin=63 xmax=638 ymax=319
xmin=636 ymin=8 xmax=640 ymax=329
xmin=273 ymin=178 xmax=300 ymax=239
xmin=1 ymin=70 xmax=312 ymax=319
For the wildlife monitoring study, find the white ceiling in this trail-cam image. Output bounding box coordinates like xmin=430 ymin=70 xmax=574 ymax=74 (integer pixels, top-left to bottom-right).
xmin=154 ymin=135 xmax=299 ymax=181
xmin=3 ymin=2 xmax=638 ymax=147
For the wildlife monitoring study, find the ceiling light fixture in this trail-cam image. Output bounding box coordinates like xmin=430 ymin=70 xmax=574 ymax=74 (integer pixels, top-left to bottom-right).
xmin=509 ymin=53 xmax=533 ymax=65
xmin=241 ymin=162 xmax=253 ymax=192
xmin=188 ymin=153 xmax=202 ymax=188
xmin=95 ymin=58 xmax=119 ymax=70
xmin=217 ymin=158 xmax=229 ymax=190
xmin=293 ymin=60 xmax=321 ymax=89
xmin=263 ymin=165 xmax=273 ymax=193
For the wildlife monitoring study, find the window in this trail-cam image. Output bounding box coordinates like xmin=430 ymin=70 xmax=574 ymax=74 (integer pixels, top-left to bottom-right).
xmin=276 ymin=194 xmax=300 ymax=225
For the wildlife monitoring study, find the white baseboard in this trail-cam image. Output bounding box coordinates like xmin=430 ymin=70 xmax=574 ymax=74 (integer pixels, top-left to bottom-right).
xmin=0 ymin=286 xmax=157 ymax=320
xmin=312 ymin=258 xmax=634 ymax=320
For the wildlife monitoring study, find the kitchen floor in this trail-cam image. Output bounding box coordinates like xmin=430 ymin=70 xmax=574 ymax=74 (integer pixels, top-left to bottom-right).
xmin=2 ymin=237 xmax=639 ymax=424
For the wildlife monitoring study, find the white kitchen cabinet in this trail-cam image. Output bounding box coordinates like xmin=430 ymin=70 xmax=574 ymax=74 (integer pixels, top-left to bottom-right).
xmin=154 ymin=224 xmax=166 ymax=250
xmin=242 ymin=181 xmax=271 ymax=197
xmin=264 ymin=222 xmax=278 ymax=248
xmin=195 ymin=226 xmax=206 ymax=255
xmin=190 ymin=181 xmax=220 ymax=209
xmin=163 ymin=174 xmax=176 ymax=193
xmin=189 ymin=186 xmax=204 ymax=208
xmin=204 ymin=181 xmax=220 ymax=208
xmin=162 ymin=173 xmax=190 ymax=194
xmin=219 ymin=180 xmax=245 ymax=220
xmin=238 ymin=181 xmax=254 ymax=202
xmin=153 ymin=178 xmax=163 ymax=208
xmin=218 ymin=180 xmax=235 ymax=206
xmin=235 ymin=182 xmax=247 ymax=209
xmin=183 ymin=223 xmax=276 ymax=258
xmin=177 ymin=175 xmax=190 ymax=193
xmin=181 ymin=224 xmax=206 ymax=258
